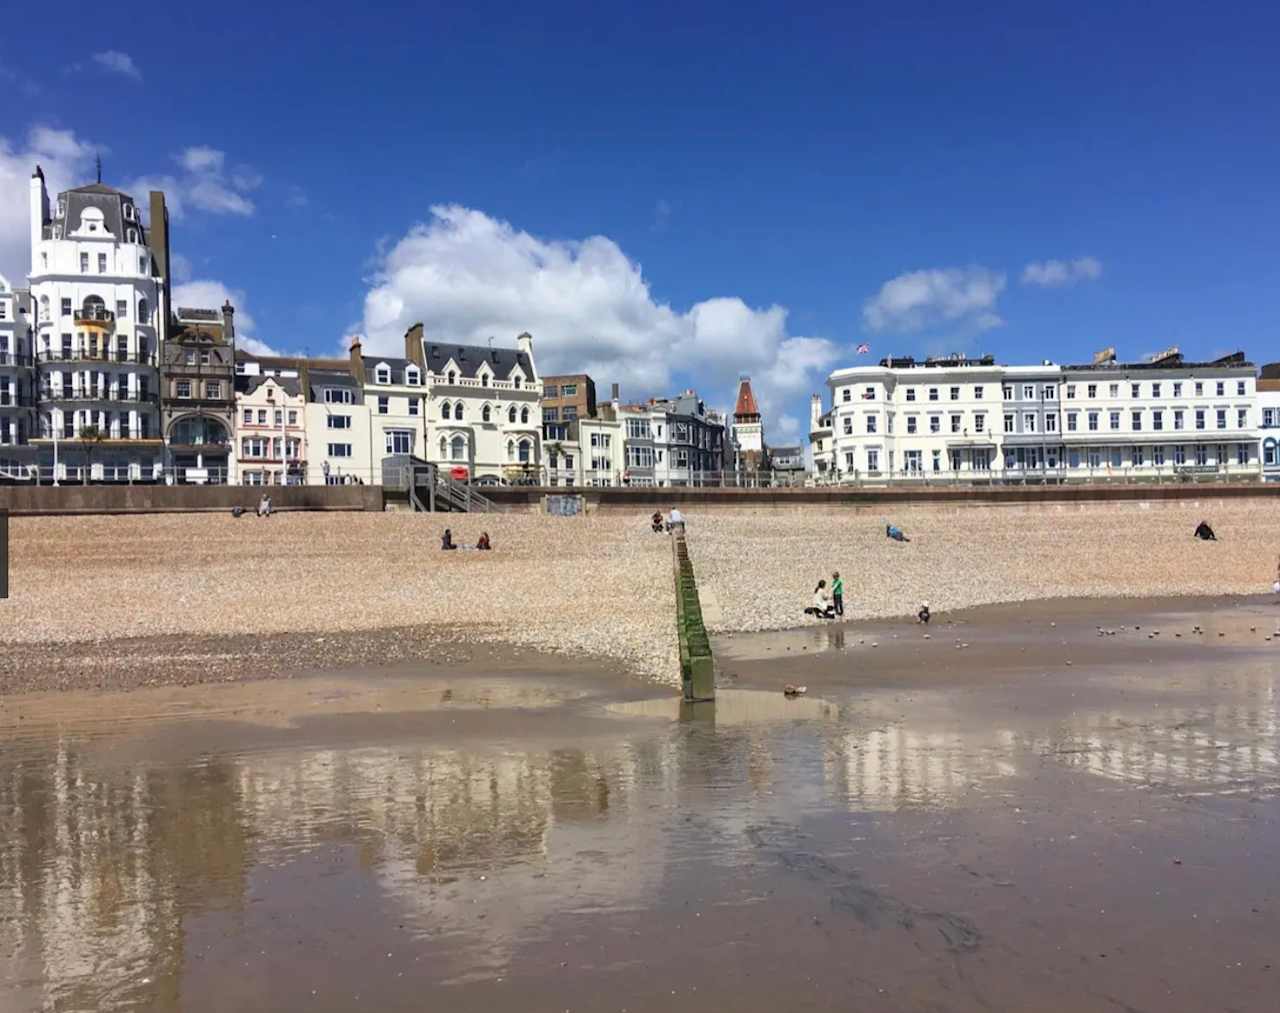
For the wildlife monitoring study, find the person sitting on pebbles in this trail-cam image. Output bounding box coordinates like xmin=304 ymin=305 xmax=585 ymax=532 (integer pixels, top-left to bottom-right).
xmin=886 ymin=523 xmax=910 ymax=543
xmin=476 ymin=532 xmax=492 ymax=551
xmin=441 ymin=528 xmax=457 ymax=551
xmin=917 ymin=601 xmax=931 ymax=624
xmin=805 ymin=579 xmax=836 ymax=619
xmin=651 ymin=511 xmax=664 ymax=534
xmin=1194 ymin=520 xmax=1217 ymax=541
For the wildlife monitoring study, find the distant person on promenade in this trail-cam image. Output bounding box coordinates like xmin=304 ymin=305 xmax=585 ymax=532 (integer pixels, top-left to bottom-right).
xmin=477 ymin=532 xmax=491 ymax=551
xmin=651 ymin=511 xmax=664 ymax=533
xmin=1194 ymin=520 xmax=1217 ymax=541
xmin=257 ymin=494 xmax=272 ymax=518
xmin=667 ymin=507 xmax=685 ymax=534
xmin=806 ymin=579 xmax=835 ymax=619
xmin=831 ymin=571 xmax=844 ymax=616
xmin=918 ymin=601 xmax=931 ymax=624
xmin=441 ymin=528 xmax=456 ymax=550
xmin=886 ymin=523 xmax=909 ymax=542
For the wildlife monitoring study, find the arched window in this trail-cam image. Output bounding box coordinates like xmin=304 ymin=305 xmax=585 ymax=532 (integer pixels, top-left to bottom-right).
xmin=507 ymin=440 xmax=515 ymax=460
xmin=439 ymin=436 xmax=447 ymax=457
xmin=518 ymin=439 xmax=531 ymax=463
xmin=447 ymin=370 xmax=456 ymax=385
xmin=513 ymin=376 xmax=522 ymax=389
xmin=441 ymin=401 xmax=451 ymax=420
xmin=138 ymin=297 xmax=149 ymax=323
xmin=508 ymin=406 xmax=516 ymax=424
xmin=451 ymin=435 xmax=466 ymax=461
xmin=83 ymin=295 xmax=105 ymax=314
xmin=520 ymin=406 xmax=529 ymax=424
xmin=482 ymin=404 xmax=491 ymax=423
xmin=454 ymin=401 xmax=464 ymax=420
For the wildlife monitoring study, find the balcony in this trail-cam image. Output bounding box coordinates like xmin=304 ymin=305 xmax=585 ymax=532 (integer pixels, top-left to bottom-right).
xmin=74 ymin=306 xmax=115 ymax=327
xmin=39 ymin=387 xmax=159 ymax=404
xmin=0 ymin=353 xmax=34 ymax=368
xmin=38 ymin=349 xmax=158 ymax=367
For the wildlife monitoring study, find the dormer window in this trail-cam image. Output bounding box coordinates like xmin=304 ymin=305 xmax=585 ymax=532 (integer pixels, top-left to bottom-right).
xmin=124 ymin=204 xmax=134 ymax=221
xmin=406 ymin=366 xmax=419 ymax=385
xmin=127 ymin=229 xmax=137 ymax=244
xmin=375 ymin=365 xmax=390 ymax=384
xmin=513 ymin=376 xmax=522 ymax=389
xmin=481 ymin=374 xmax=489 ymax=387
xmin=447 ymin=370 xmax=456 ymax=385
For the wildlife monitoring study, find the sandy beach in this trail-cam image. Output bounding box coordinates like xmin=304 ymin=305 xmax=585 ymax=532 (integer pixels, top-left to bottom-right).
xmin=2 ymin=501 xmax=1278 ymax=693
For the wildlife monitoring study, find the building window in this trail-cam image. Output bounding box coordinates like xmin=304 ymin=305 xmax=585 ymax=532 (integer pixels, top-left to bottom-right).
xmin=1023 ymin=385 xmax=1034 ymax=399
xmin=1174 ymin=409 xmax=1184 ymax=430
xmin=447 ymin=370 xmax=456 ymax=384
xmin=409 ymin=398 xmax=419 ymax=417
xmin=1216 ymin=409 xmax=1227 ymax=429
xmin=138 ymin=298 xmax=149 ymax=323
xmin=61 ymin=298 xmax=72 ymax=316
xmin=974 ymin=386 xmax=984 ymax=400
xmin=1237 ymin=443 xmax=1249 ymax=466
xmin=242 ymin=408 xmax=253 ymax=424
xmin=1087 ymin=384 xmax=1097 ymax=398
xmin=1154 ymin=446 xmax=1165 ymax=466
xmin=1043 ymin=386 xmax=1055 ymax=400
xmin=1088 ymin=412 xmax=1099 ymax=431
xmin=1131 ymin=383 xmax=1141 ymax=398
xmin=904 ymin=450 xmax=922 ymax=473
xmin=1109 ymin=383 xmax=1119 ymax=397
xmin=1195 ymin=382 xmax=1204 ymax=396
xmin=455 ymin=401 xmax=465 ymax=420
xmin=1264 ymin=408 xmax=1276 ymax=428
xmin=508 ymin=406 xmax=517 ymax=424
xmin=97 ymin=253 xmax=107 ymax=273
xmin=375 ymin=367 xmax=390 ymax=384
xmin=1237 ymin=408 xmax=1247 ymax=428
xmin=514 ymin=376 xmax=523 ymax=389
xmin=327 ymin=415 xmax=352 ymax=429
xmin=1195 ymin=444 xmax=1208 ymax=466
xmin=1152 ymin=383 xmax=1161 ymax=397
xmin=257 ymin=409 xmax=267 ymax=424
xmin=949 ymin=386 xmax=960 ymax=401
xmin=1237 ymin=381 xmax=1246 ymax=396
xmin=1065 ymin=385 xmax=1076 ymax=400
xmin=562 ymin=405 xmax=578 ymax=421
xmin=928 ymin=387 xmax=939 ymax=401
xmin=1003 ymin=413 xmax=1014 ymax=433
xmin=1174 ymin=445 xmax=1186 ymax=465
xmin=932 ymin=449 xmax=942 ymax=472
xmin=378 ymin=396 xmax=389 ymax=415
xmin=176 ymin=380 xmax=192 ymax=398
xmin=866 ymin=416 xmax=877 ymax=434
xmin=842 ymin=416 xmax=852 ymax=435
xmin=1109 ymin=411 xmax=1120 ymax=430
xmin=406 ymin=367 xmax=420 ymax=385
xmin=274 ymin=410 xmax=283 ymax=426
xmin=288 ymin=410 xmax=298 ymax=425
xmin=929 ymin=416 xmax=941 ymax=434
xmin=1131 ymin=410 xmax=1142 ymax=431
xmin=80 ymin=253 xmax=89 ymax=272
xmin=1195 ymin=409 xmax=1206 ymax=430
xmin=907 ymin=416 xmax=917 ymax=434
xmin=386 ymin=430 xmax=413 ymax=455
xmin=520 ymin=406 xmax=529 ymax=423
xmin=560 ymin=384 xmax=576 ymax=396
xmin=544 ymin=407 xmax=560 ymax=422
xmin=544 ymin=384 xmax=559 ymax=397
xmin=1067 ymin=412 xmax=1078 ymax=432
xmin=864 ymin=386 xmax=876 ymax=400
xmin=116 ymin=300 xmax=127 ymax=318
xmin=1024 ymin=413 xmax=1036 ymax=432
xmin=867 ymin=448 xmax=879 ymax=472
xmin=950 ymin=413 xmax=961 ymax=433
xmin=1216 ymin=381 xmax=1225 ymax=396
xmin=1133 ymin=445 xmax=1145 ymax=467
xmin=323 ymin=388 xmax=354 ymax=405
xmin=974 ymin=414 xmax=985 ymax=433
xmin=1046 ymin=414 xmax=1057 ymax=432
xmin=905 ymin=387 xmax=916 ymax=402
xmin=328 ymin=443 xmax=352 ymax=458
xmin=207 ymin=381 xmax=222 ymax=400
xmin=842 ymin=388 xmax=851 ymax=403
xmin=1003 ymin=385 xmax=1012 ymax=399
xmin=482 ymin=404 xmax=492 ymax=423
xmin=1153 ymin=410 xmax=1163 ymax=431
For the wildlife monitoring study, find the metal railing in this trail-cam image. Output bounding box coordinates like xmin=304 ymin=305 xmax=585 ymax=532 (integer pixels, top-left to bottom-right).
xmin=0 ymin=353 xmax=34 ymax=367
xmin=1 ymin=464 xmax=231 ymax=485
xmin=38 ymin=387 xmax=158 ymax=403
xmin=73 ymin=306 xmax=115 ymax=325
xmin=811 ymin=462 xmax=1263 ymax=487
xmin=37 ymin=350 xmax=158 ymax=366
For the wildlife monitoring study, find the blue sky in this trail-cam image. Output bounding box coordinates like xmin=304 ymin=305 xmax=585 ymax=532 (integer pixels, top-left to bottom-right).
xmin=3 ymin=0 xmax=1279 ymax=439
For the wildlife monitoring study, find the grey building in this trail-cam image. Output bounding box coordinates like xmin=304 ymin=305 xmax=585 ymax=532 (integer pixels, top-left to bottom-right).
xmin=999 ymin=366 xmax=1064 ymax=473
xmin=161 ymin=303 xmax=237 ymax=483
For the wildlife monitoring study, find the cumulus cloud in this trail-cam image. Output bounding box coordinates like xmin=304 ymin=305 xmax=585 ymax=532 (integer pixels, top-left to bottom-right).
xmin=862 ymin=266 xmax=1006 ymax=334
xmin=1021 ymin=256 xmax=1102 ymax=287
xmin=361 ymin=205 xmax=838 ymax=439
xmin=172 ymin=280 xmax=277 ymax=356
xmin=0 ymin=125 xmax=99 ymax=280
xmin=91 ymin=51 xmax=142 ymax=80
xmin=125 ymin=146 xmax=258 ymax=220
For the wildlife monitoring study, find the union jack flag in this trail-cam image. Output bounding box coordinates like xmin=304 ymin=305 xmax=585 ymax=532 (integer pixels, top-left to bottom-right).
xmin=856 ymin=342 xmax=870 ymax=355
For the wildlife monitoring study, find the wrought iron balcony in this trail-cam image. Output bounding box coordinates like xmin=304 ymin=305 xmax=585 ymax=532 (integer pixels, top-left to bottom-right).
xmin=38 ymin=349 xmax=158 ymax=367
xmin=73 ymin=306 xmax=115 ymax=326
xmin=39 ymin=387 xmax=159 ymax=404
xmin=0 ymin=352 xmax=34 ymax=367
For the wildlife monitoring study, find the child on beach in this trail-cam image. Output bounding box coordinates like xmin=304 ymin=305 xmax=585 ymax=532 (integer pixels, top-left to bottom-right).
xmin=831 ymin=572 xmax=844 ymax=617
xmin=918 ymin=601 xmax=931 ymax=624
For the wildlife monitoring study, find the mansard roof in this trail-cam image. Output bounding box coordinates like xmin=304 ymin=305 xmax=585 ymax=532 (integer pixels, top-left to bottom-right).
xmin=424 ymin=341 xmax=533 ymax=380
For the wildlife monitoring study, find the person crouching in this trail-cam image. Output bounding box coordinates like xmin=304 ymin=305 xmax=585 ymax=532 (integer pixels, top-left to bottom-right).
xmin=805 ymin=579 xmax=836 ymax=619
xmin=917 ymin=601 xmax=931 ymax=624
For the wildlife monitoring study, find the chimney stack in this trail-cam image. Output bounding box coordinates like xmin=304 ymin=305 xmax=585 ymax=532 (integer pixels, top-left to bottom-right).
xmin=403 ymin=322 xmax=424 ymax=365
xmin=221 ymin=300 xmax=236 ymax=349
xmin=349 ymin=335 xmax=364 ymax=382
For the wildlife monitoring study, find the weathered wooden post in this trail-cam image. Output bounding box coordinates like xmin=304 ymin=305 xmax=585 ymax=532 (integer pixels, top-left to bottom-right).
xmin=672 ymin=532 xmax=715 ymax=702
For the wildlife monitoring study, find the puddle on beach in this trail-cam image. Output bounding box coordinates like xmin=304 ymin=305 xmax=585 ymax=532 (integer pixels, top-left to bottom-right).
xmin=607 ymin=689 xmax=836 ymax=724
xmin=3 ymin=655 xmax=1280 ymax=1011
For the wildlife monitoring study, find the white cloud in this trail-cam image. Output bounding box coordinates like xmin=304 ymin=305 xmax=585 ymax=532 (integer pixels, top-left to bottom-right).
xmin=172 ymin=280 xmax=277 ymax=356
xmin=90 ymin=51 xmax=141 ymax=81
xmin=125 ymin=147 xmax=257 ymax=219
xmin=0 ymin=125 xmax=98 ymax=280
xmin=170 ymin=252 xmax=193 ymax=283
xmin=361 ymin=205 xmax=838 ymax=440
xmin=1021 ymin=256 xmax=1102 ymax=287
xmin=862 ymin=266 xmax=1006 ymax=334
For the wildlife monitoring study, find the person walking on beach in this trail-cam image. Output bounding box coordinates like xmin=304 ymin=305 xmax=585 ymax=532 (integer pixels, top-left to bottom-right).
xmin=831 ymin=571 xmax=844 ymax=617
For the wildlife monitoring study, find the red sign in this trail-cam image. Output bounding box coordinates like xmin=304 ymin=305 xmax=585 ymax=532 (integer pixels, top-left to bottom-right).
xmin=450 ymin=466 xmax=469 ymax=480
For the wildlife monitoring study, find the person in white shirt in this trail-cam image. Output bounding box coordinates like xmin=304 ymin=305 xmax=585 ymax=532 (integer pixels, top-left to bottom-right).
xmin=667 ymin=507 xmax=685 ymax=534
xmin=806 ymin=579 xmax=835 ymax=619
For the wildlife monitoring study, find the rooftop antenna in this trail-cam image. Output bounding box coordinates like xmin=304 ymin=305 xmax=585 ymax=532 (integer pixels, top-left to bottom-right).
xmin=95 ymin=154 xmax=102 ymax=184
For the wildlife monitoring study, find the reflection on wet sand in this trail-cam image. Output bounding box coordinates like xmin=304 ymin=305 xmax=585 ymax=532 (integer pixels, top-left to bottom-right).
xmin=3 ymin=656 xmax=1280 ymax=1010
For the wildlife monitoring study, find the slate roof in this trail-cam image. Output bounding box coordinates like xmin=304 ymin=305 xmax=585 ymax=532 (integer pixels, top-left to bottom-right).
xmin=52 ymin=182 xmax=145 ymax=245
xmin=241 ymin=374 xmax=302 ymax=397
xmin=308 ymin=369 xmax=360 ymax=402
xmin=424 ymin=341 xmax=533 ymax=380
xmin=364 ymin=356 xmax=420 ymax=385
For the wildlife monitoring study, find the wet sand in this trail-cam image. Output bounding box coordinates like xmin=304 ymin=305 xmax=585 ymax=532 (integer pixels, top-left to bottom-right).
xmin=2 ymin=596 xmax=1280 ymax=1011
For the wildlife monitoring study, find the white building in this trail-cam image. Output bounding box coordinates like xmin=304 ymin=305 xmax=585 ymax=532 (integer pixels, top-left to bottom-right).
xmin=1059 ymin=350 xmax=1258 ymax=476
xmin=350 ymin=339 xmax=424 ymax=466
xmin=0 ymin=275 xmax=36 ymax=478
xmin=813 ymin=349 xmax=1261 ymax=483
xmin=303 ymin=360 xmax=374 ymax=484
xmin=28 ymin=168 xmax=168 ymax=481
xmin=1254 ymin=363 xmax=1278 ymax=481
xmin=233 ymin=373 xmax=306 ymax=485
xmin=403 ymin=324 xmax=542 ymax=484
xmin=822 ymin=355 xmax=1004 ymax=480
